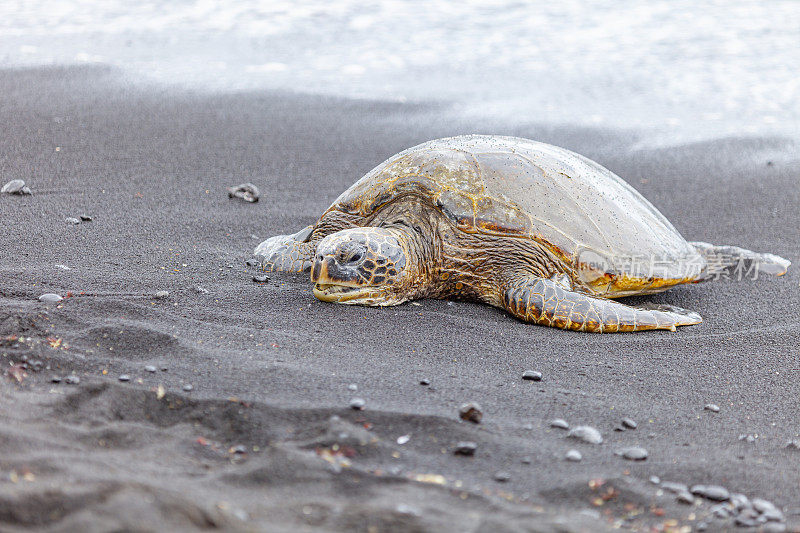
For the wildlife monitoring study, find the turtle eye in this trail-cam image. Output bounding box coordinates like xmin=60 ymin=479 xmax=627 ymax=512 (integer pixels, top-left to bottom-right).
xmin=351 ymin=252 xmax=363 ymax=262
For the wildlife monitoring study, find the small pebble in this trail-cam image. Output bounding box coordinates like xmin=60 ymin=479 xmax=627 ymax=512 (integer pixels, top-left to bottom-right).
xmin=347 ymin=383 xmax=358 ymax=391
xmin=227 ymin=183 xmax=260 ymax=203
xmin=661 ymin=481 xmax=689 ymax=494
xmin=710 ymin=503 xmax=731 ymax=518
xmin=738 ymin=434 xmax=756 ymax=442
xmin=565 ymin=449 xmax=582 ymax=462
xmin=193 ymin=286 xmax=209 ymax=294
xmin=38 ymin=293 xmax=63 ymax=303
xmin=649 ymin=475 xmax=660 ymax=485
xmin=453 ymin=441 xmax=477 ymax=456
xmin=522 ymin=423 xmax=533 ymax=430
xmin=730 ymin=493 xmax=751 ymax=511
xmin=252 ymin=274 xmax=270 ymax=283
xmin=691 ymin=484 xmax=730 ymax=501
xmin=245 ymin=259 xmax=259 ymax=267
xmin=65 ymin=217 xmax=80 ymax=225
xmin=566 ymin=425 xmax=603 ymax=444
xmin=65 ymin=375 xmax=80 ymax=385
xmin=493 ymin=471 xmax=511 ymax=482
xmin=79 ymin=214 xmax=93 ymax=221
xmin=349 ymin=398 xmax=365 ymax=410
xmin=550 ymin=418 xmax=569 ymax=430
xmin=616 ymin=446 xmax=648 ymax=461
xmin=161 ymin=366 xmax=169 ymax=371
xmin=396 ymin=435 xmax=410 ymax=445
xmin=51 ymin=376 xmax=62 ymax=384
xmin=458 ymin=402 xmax=483 ymax=424
xmin=521 ymin=370 xmax=542 ymax=381
xmin=704 ymin=403 xmax=720 ymax=412
xmin=144 ymin=365 xmax=157 ymax=373
xmin=182 ymin=384 xmax=194 ymax=392
xmin=419 ymin=379 xmax=430 ymax=386
xmin=1 ymin=179 xmax=29 ymax=194
xmin=153 ymin=290 xmax=169 ymax=299
xmin=118 ymin=374 xmax=130 ymax=382
xmin=784 ymin=440 xmax=800 ymax=450
xmin=676 ymin=490 xmax=695 ymax=504
xmin=621 ymin=417 xmax=637 ymax=429
xmin=521 ymin=456 xmax=532 ymax=464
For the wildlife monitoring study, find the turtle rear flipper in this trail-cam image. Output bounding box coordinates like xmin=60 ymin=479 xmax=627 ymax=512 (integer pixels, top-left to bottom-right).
xmin=690 ymin=241 xmax=791 ymax=281
xmin=255 ymin=225 xmax=316 ymax=273
xmin=503 ymin=278 xmax=701 ymax=333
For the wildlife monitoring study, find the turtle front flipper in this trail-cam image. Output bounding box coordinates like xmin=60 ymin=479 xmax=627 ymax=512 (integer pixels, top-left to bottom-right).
xmin=255 ymin=225 xmax=316 ymax=273
xmin=690 ymin=241 xmax=791 ymax=280
xmin=502 ymin=278 xmax=701 ymax=333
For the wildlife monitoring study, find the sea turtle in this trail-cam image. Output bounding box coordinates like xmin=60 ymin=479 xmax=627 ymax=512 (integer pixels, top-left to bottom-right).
xmin=255 ymin=135 xmax=790 ymax=333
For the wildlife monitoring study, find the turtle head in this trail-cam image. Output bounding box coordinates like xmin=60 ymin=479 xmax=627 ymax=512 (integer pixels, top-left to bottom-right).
xmin=311 ymin=227 xmax=422 ymax=306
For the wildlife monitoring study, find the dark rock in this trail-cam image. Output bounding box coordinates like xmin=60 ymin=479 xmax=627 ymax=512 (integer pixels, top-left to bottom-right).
xmin=454 ymin=441 xmax=477 ymax=456
xmin=65 ymin=375 xmax=80 ymax=385
xmin=458 ymin=402 xmax=483 ymax=423
xmin=419 ymin=379 xmax=430 ymax=386
xmin=252 ymin=274 xmax=269 ymax=283
xmin=79 ymin=214 xmax=93 ymax=221
xmin=145 ymin=365 xmax=157 ymax=373
xmin=616 ymin=446 xmax=647 ymax=460
xmin=704 ymin=403 xmax=720 ymax=412
xmin=521 ymin=370 xmax=542 ymax=381
xmin=493 ymin=471 xmax=511 ymax=482
xmin=549 ymin=418 xmax=569 ymax=430
xmin=621 ymin=417 xmax=637 ymax=429
xmin=51 ymin=376 xmax=62 ymax=383
xmin=349 ymin=398 xmax=365 ymax=410
xmin=565 ymin=449 xmax=582 ymax=462
xmin=227 ymin=183 xmax=260 ymax=203
xmin=566 ymin=425 xmax=602 ymax=444
xmin=118 ymin=374 xmax=130 ymax=382
xmin=691 ymin=484 xmax=730 ymax=501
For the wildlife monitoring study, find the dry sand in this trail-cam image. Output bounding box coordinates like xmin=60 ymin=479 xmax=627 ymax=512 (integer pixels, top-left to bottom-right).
xmin=1 ymin=66 xmax=799 ymax=532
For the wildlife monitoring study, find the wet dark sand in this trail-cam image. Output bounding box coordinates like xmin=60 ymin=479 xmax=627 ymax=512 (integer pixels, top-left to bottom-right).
xmin=1 ymin=66 xmax=799 ymax=532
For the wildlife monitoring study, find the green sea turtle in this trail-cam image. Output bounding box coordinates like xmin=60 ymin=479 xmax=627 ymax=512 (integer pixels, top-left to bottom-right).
xmin=255 ymin=135 xmax=790 ymax=333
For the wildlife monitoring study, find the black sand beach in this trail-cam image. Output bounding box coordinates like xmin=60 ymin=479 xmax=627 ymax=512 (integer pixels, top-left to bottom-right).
xmin=1 ymin=66 xmax=799 ymax=532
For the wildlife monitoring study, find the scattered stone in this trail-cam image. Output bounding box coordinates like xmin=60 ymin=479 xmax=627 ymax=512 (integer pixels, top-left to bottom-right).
xmin=227 ymin=183 xmax=260 ymax=203
xmin=784 ymin=440 xmax=800 ymax=450
xmin=691 ymin=484 xmax=730 ymax=502
xmin=1 ymin=179 xmax=29 ymax=194
xmin=153 ymin=290 xmax=169 ymax=299
xmin=696 ymin=522 xmax=708 ymax=531
xmin=521 ymin=457 xmax=532 ymax=465
xmin=710 ymin=503 xmax=731 ymax=518
xmin=38 ymin=293 xmax=63 ymax=303
xmin=396 ymin=435 xmax=410 ymax=445
xmin=616 ymin=446 xmax=647 ymax=460
xmin=144 ymin=365 xmax=157 ymax=373
xmin=231 ymin=444 xmax=247 ymax=454
xmin=419 ymin=379 xmax=430 ymax=386
xmin=734 ymin=508 xmax=760 ymax=527
xmin=738 ymin=434 xmax=756 ymax=443
xmin=65 ymin=375 xmax=80 ymax=385
xmin=493 ymin=471 xmax=511 ymax=482
xmin=661 ymin=481 xmax=689 ymax=494
xmin=118 ymin=374 xmax=130 ymax=382
xmin=65 ymin=217 xmax=80 ymax=225
xmin=51 ymin=376 xmax=62 ymax=384
xmin=79 ymin=214 xmax=93 ymax=222
xmin=521 ymin=370 xmax=542 ymax=381
xmin=161 ymin=366 xmax=169 ymax=372
xmin=193 ymin=286 xmax=209 ymax=294
xmin=676 ymin=490 xmax=695 ymax=504
xmin=621 ymin=417 xmax=637 ymax=429
xmin=347 ymin=383 xmax=358 ymax=391
xmin=649 ymin=475 xmax=660 ymax=485
xmin=182 ymin=384 xmax=193 ymax=392
xmin=704 ymin=403 xmax=720 ymax=412
xmin=453 ymin=441 xmax=477 ymax=456
xmin=252 ymin=274 xmax=269 ymax=283
xmin=521 ymin=423 xmax=533 ymax=430
xmin=565 ymin=449 xmax=582 ymax=462
xmin=458 ymin=402 xmax=483 ymax=424
xmin=730 ymin=493 xmax=751 ymax=510
xmin=245 ymin=258 xmax=259 ymax=267
xmin=55 ymin=264 xmax=71 ymax=270
xmin=349 ymin=398 xmax=365 ymax=410
xmin=550 ymin=418 xmax=569 ymax=430
xmin=566 ymin=425 xmax=602 ymax=444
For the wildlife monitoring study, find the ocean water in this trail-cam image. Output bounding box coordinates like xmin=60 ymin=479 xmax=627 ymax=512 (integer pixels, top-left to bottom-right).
xmin=2 ymin=1 xmax=799 ymax=145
